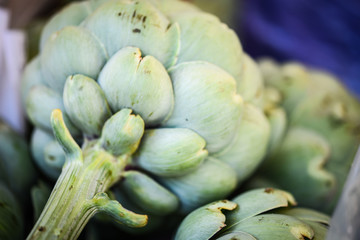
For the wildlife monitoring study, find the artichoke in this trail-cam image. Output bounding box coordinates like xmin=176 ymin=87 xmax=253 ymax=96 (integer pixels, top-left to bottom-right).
xmin=175 ymin=188 xmax=330 ymax=240
xmin=256 ymin=59 xmax=360 ymax=213
xmin=0 ymin=119 xmax=37 ymax=240
xmin=21 ymin=0 xmax=270 ymax=238
xmin=0 ymin=119 xmax=37 ymax=204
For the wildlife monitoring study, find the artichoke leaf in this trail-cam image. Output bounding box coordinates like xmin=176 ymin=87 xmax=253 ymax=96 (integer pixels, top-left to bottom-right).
xmin=149 ymin=0 xmax=201 ymax=18
xmin=302 ymin=221 xmax=328 ymax=240
xmin=170 ymin=11 xmax=243 ymax=83
xmin=0 ymin=183 xmax=24 ymax=240
xmin=274 ymin=208 xmax=330 ymax=226
xmin=261 ymin=128 xmax=336 ymax=210
xmin=63 ymin=74 xmax=112 ymax=137
xmin=31 ymin=181 xmax=52 ymax=220
xmin=265 ymin=106 xmax=287 ymax=154
xmin=216 ymin=231 xmax=256 ymax=240
xmin=40 ymin=1 xmax=92 ymax=49
xmin=30 ymin=128 xmax=63 ymax=180
xmin=237 ymin=53 xmax=264 ymax=108
xmin=224 ymin=188 xmax=296 ymax=229
xmin=165 ymin=61 xmax=243 ymax=154
xmin=121 ymin=170 xmax=179 ymax=215
xmin=134 ymin=128 xmax=207 ymax=177
xmin=161 ymin=157 xmax=237 ymax=213
xmin=98 ymin=47 xmax=174 ymax=126
xmin=43 ymin=140 xmax=66 ymax=170
xmin=174 ymin=200 xmax=237 ymax=240
xmin=215 ymin=103 xmax=270 ymax=182
xmin=83 ymin=0 xmax=180 ymax=68
xmin=26 ymin=85 xmax=80 ymax=136
xmin=99 ymin=108 xmax=145 ymax=156
xmin=20 ymin=56 xmax=46 ymax=107
xmin=41 ymin=26 xmax=108 ymax=93
xmin=222 ymin=214 xmax=314 ymax=240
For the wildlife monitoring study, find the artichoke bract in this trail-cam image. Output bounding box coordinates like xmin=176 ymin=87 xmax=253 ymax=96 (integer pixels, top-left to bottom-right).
xmin=175 ymin=188 xmax=330 ymax=240
xmin=22 ymin=0 xmax=270 ymax=238
xmin=257 ymin=59 xmax=360 ymax=213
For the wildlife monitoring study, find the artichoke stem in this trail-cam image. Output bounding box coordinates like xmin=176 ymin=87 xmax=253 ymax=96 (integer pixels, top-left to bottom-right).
xmin=26 ymin=110 xmax=147 ymax=240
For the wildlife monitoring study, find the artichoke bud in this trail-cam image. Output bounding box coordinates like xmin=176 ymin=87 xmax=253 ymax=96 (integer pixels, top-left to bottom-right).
xmin=135 ymin=128 xmax=208 ymax=177
xmin=98 ymin=47 xmax=174 ymax=126
xmin=165 ymin=61 xmax=243 ymax=153
xmin=214 ymin=103 xmax=270 ymax=182
xmin=121 ymin=170 xmax=179 ymax=215
xmin=41 ymin=26 xmax=108 ymax=93
xmin=100 ymin=108 xmax=144 ymax=156
xmin=31 ymin=128 xmax=63 ymax=180
xmin=63 ymin=74 xmax=112 ymax=137
xmin=160 ymin=157 xmax=237 ymax=213
xmin=26 ymin=85 xmax=80 ymax=136
xmin=44 ymin=140 xmax=66 ymax=170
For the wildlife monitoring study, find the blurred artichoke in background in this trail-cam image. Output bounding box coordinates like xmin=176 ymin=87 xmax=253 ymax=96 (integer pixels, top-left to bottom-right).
xmin=254 ymin=59 xmax=360 ymax=213
xmin=175 ymin=188 xmax=330 ymax=240
xmin=0 ymin=119 xmax=37 ymax=240
xmin=21 ymin=0 xmax=270 ymax=238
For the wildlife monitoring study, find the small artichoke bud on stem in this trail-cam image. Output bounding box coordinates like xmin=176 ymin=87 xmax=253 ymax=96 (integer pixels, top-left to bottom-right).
xmin=27 ymin=110 xmax=147 ymax=240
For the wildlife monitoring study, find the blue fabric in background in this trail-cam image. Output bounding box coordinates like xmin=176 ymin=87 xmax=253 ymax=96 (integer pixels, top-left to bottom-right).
xmin=238 ymin=0 xmax=360 ymax=98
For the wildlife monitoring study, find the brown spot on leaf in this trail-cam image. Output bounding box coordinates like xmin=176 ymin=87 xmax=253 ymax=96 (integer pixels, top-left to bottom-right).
xmin=38 ymin=226 xmax=46 ymax=232
xmin=264 ymin=188 xmax=274 ymax=193
xmin=133 ymin=28 xmax=141 ymax=33
xmin=118 ymin=12 xmax=122 ymax=16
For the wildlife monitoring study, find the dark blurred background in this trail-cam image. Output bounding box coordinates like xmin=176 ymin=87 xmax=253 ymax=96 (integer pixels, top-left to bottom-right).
xmin=238 ymin=0 xmax=360 ymax=98
xmin=2 ymin=0 xmax=360 ymax=96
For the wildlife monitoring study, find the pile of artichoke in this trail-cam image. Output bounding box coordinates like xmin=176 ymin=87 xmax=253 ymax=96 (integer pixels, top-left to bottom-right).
xmin=0 ymin=0 xmax=357 ymax=239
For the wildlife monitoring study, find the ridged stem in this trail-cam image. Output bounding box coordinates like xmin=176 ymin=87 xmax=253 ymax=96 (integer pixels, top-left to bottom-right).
xmin=26 ymin=110 xmax=147 ymax=240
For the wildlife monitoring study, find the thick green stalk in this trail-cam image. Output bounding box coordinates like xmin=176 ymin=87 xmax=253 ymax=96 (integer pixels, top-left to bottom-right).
xmin=27 ymin=110 xmax=147 ymax=240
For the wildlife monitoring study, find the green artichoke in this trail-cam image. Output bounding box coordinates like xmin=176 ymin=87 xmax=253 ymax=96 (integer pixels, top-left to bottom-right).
xmin=21 ymin=0 xmax=270 ymax=238
xmin=257 ymin=59 xmax=360 ymax=213
xmin=0 ymin=119 xmax=37 ymax=240
xmin=175 ymin=188 xmax=330 ymax=240
xmin=0 ymin=119 xmax=37 ymax=203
